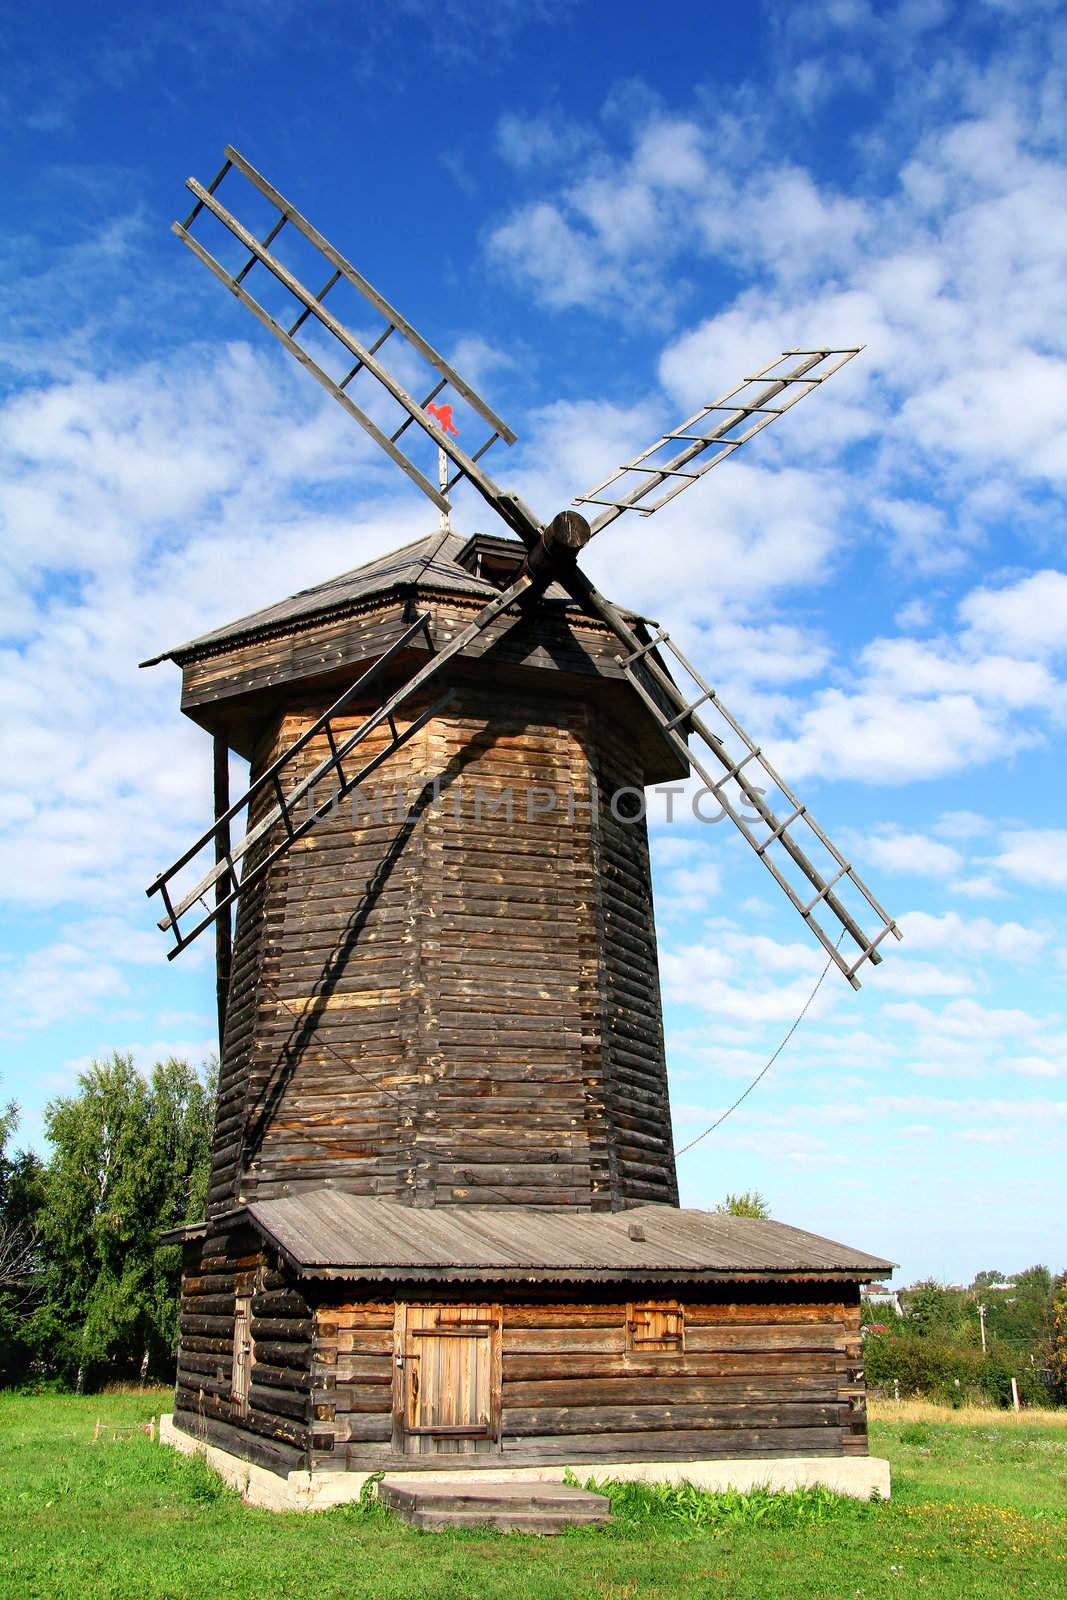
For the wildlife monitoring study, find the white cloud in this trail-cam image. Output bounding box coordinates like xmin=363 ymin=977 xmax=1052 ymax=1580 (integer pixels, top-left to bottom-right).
xmin=764 ymin=675 xmax=1046 ymax=786
xmin=488 ymin=202 xmax=622 ymax=313
xmin=871 ymin=962 xmax=974 ymax=997
xmin=0 ymin=941 xmax=127 ymax=1034
xmin=933 ymin=810 xmax=992 ymax=840
xmin=895 ymin=597 xmax=934 ymax=630
xmin=994 ymin=829 xmax=1067 ymax=889
xmin=952 ymin=876 xmax=1008 ymax=899
xmin=495 ymin=111 xmax=596 ymax=172
xmin=861 ymin=636 xmax=1061 ymax=711
xmin=1002 ymin=1055 xmax=1067 ymax=1079
xmin=960 ymin=569 xmax=1067 ymax=658
xmin=880 ymin=996 xmax=1048 ymax=1041
xmin=659 ymin=863 xmax=723 ymax=911
xmin=957 ymin=1127 xmax=1020 ymax=1146
xmin=661 ymin=928 xmax=837 ymax=1024
xmin=862 ymin=831 xmax=963 ymax=878
xmin=0 ymin=341 xmax=434 ymax=914
xmin=897 ymin=909 xmax=1047 ymax=961
xmin=761 ymin=615 xmax=1063 ymax=786
xmin=59 ymin=1037 xmax=219 ymax=1084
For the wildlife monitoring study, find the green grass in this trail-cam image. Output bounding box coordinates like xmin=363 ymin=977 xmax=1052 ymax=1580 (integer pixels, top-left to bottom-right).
xmin=1 ymin=1389 xmax=1065 ymax=1599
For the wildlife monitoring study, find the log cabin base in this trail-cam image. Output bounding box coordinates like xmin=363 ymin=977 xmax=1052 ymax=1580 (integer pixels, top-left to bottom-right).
xmin=164 ymin=1198 xmax=894 ymax=1512
xmin=160 ymin=1414 xmax=890 ymax=1511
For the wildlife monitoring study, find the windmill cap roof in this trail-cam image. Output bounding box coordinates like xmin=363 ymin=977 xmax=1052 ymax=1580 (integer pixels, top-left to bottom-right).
xmin=176 ymin=1194 xmax=895 ymax=1284
xmin=141 ymin=530 xmax=639 ymax=667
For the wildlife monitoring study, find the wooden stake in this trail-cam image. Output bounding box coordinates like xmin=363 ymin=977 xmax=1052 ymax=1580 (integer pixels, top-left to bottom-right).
xmin=213 ymin=735 xmax=233 ymax=1052
xmin=439 ymin=447 xmax=450 ymax=534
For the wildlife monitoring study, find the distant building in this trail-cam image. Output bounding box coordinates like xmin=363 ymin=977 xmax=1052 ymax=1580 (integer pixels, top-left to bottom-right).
xmin=864 ymin=1282 xmax=903 ymax=1317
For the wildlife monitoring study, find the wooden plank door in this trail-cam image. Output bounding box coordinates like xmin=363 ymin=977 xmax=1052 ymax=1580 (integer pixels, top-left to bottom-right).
xmin=232 ymin=1294 xmax=252 ymax=1418
xmin=395 ymin=1305 xmax=500 ymax=1456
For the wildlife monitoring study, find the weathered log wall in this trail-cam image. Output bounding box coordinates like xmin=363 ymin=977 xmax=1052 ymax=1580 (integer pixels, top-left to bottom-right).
xmin=495 ymin=1294 xmax=866 ymax=1464
xmin=173 ymin=1227 xmax=313 ymax=1474
xmin=202 ymin=679 xmax=678 ymax=1217
xmin=304 ymin=1285 xmax=866 ymax=1474
xmin=588 ymin=707 xmax=677 ymax=1207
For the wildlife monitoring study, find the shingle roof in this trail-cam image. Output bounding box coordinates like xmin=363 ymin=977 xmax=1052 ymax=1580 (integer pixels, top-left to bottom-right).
xmin=143 ymin=530 xmax=582 ymax=666
xmin=241 ymin=1193 xmax=893 ymax=1284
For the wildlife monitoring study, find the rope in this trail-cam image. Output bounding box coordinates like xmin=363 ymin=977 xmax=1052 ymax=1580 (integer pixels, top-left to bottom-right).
xmin=674 ymin=934 xmax=843 ymax=1158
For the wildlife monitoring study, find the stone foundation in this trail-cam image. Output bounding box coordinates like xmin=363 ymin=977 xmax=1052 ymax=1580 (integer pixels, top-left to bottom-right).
xmin=159 ymin=1414 xmax=890 ymax=1513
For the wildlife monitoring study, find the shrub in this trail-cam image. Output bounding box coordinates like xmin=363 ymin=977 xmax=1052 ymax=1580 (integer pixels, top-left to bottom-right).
xmin=864 ymin=1330 xmax=1052 ymax=1408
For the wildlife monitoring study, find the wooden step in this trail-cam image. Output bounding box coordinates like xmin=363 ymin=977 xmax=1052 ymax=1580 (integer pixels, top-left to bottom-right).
xmin=379 ymin=1477 xmax=611 ymax=1533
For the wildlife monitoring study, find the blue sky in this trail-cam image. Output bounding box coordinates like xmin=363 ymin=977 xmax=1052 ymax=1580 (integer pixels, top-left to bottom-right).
xmin=2 ymin=0 xmax=1066 ymax=1285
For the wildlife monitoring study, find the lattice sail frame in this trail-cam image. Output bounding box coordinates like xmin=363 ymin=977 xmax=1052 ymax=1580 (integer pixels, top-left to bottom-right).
xmin=174 ymin=146 xmax=516 ymax=517
xmin=616 ymin=626 xmax=901 ymax=988
xmin=147 ymin=576 xmax=531 ymax=957
xmin=574 ymin=348 xmax=862 ymax=534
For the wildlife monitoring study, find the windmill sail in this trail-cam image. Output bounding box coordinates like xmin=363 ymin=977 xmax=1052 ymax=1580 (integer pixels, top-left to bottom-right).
xmin=148 ymin=572 xmax=534 ymax=957
xmin=174 ymin=146 xmax=520 ymax=524
xmin=573 ymin=349 xmax=862 ymax=537
xmin=613 ymin=622 xmax=900 ymax=988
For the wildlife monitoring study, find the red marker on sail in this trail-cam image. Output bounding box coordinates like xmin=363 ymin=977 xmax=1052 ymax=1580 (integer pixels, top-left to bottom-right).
xmin=426 ymin=400 xmax=459 ymax=437
xmin=426 ymin=401 xmax=458 ymax=532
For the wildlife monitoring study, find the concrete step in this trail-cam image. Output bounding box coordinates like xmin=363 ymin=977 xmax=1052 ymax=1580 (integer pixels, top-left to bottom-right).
xmin=379 ymin=1477 xmax=611 ymax=1534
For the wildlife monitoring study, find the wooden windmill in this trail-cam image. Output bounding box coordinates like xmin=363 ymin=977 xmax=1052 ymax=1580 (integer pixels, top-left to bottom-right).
xmin=152 ymin=148 xmax=897 ymax=1492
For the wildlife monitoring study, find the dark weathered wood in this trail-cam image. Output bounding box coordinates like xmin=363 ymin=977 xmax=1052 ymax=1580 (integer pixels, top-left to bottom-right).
xmin=500 ymin=1426 xmax=844 ymax=1459
xmin=170 ymin=1411 xmax=306 ymax=1474
xmin=192 ymin=679 xmax=679 ymax=1217
xmin=249 ymin=1317 xmax=313 ymax=1342
xmin=213 ymin=733 xmax=233 ymax=1052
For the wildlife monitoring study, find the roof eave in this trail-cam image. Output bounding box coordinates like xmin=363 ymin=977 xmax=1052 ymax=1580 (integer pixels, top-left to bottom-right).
xmin=142 ymin=578 xmax=652 ymax=672
xmin=284 ymin=1263 xmax=894 ymax=1286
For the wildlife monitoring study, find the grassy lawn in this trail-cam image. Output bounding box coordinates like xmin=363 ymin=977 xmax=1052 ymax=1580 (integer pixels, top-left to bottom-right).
xmin=0 ymin=1390 xmax=1064 ymax=1600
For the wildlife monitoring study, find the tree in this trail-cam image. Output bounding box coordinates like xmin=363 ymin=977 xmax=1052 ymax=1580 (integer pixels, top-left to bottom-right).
xmin=983 ymin=1265 xmax=1054 ymax=1353
xmin=0 ymin=1103 xmax=46 ymax=1385
xmin=1051 ymin=1278 xmax=1067 ymax=1403
xmin=35 ymin=1053 xmax=213 ymax=1390
xmin=716 ymin=1191 xmax=771 ymax=1219
xmin=903 ymin=1280 xmax=970 ymax=1338
xmin=139 ymin=1057 xmax=214 ymax=1375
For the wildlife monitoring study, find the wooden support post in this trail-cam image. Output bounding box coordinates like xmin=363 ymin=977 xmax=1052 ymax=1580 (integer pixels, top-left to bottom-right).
xmin=213 ymin=736 xmax=233 ymax=1053
xmin=1011 ymin=1377 xmax=1021 ymax=1412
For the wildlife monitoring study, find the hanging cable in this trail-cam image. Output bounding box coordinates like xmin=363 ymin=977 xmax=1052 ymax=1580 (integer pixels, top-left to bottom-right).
xmin=674 ymin=932 xmax=843 ymax=1158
